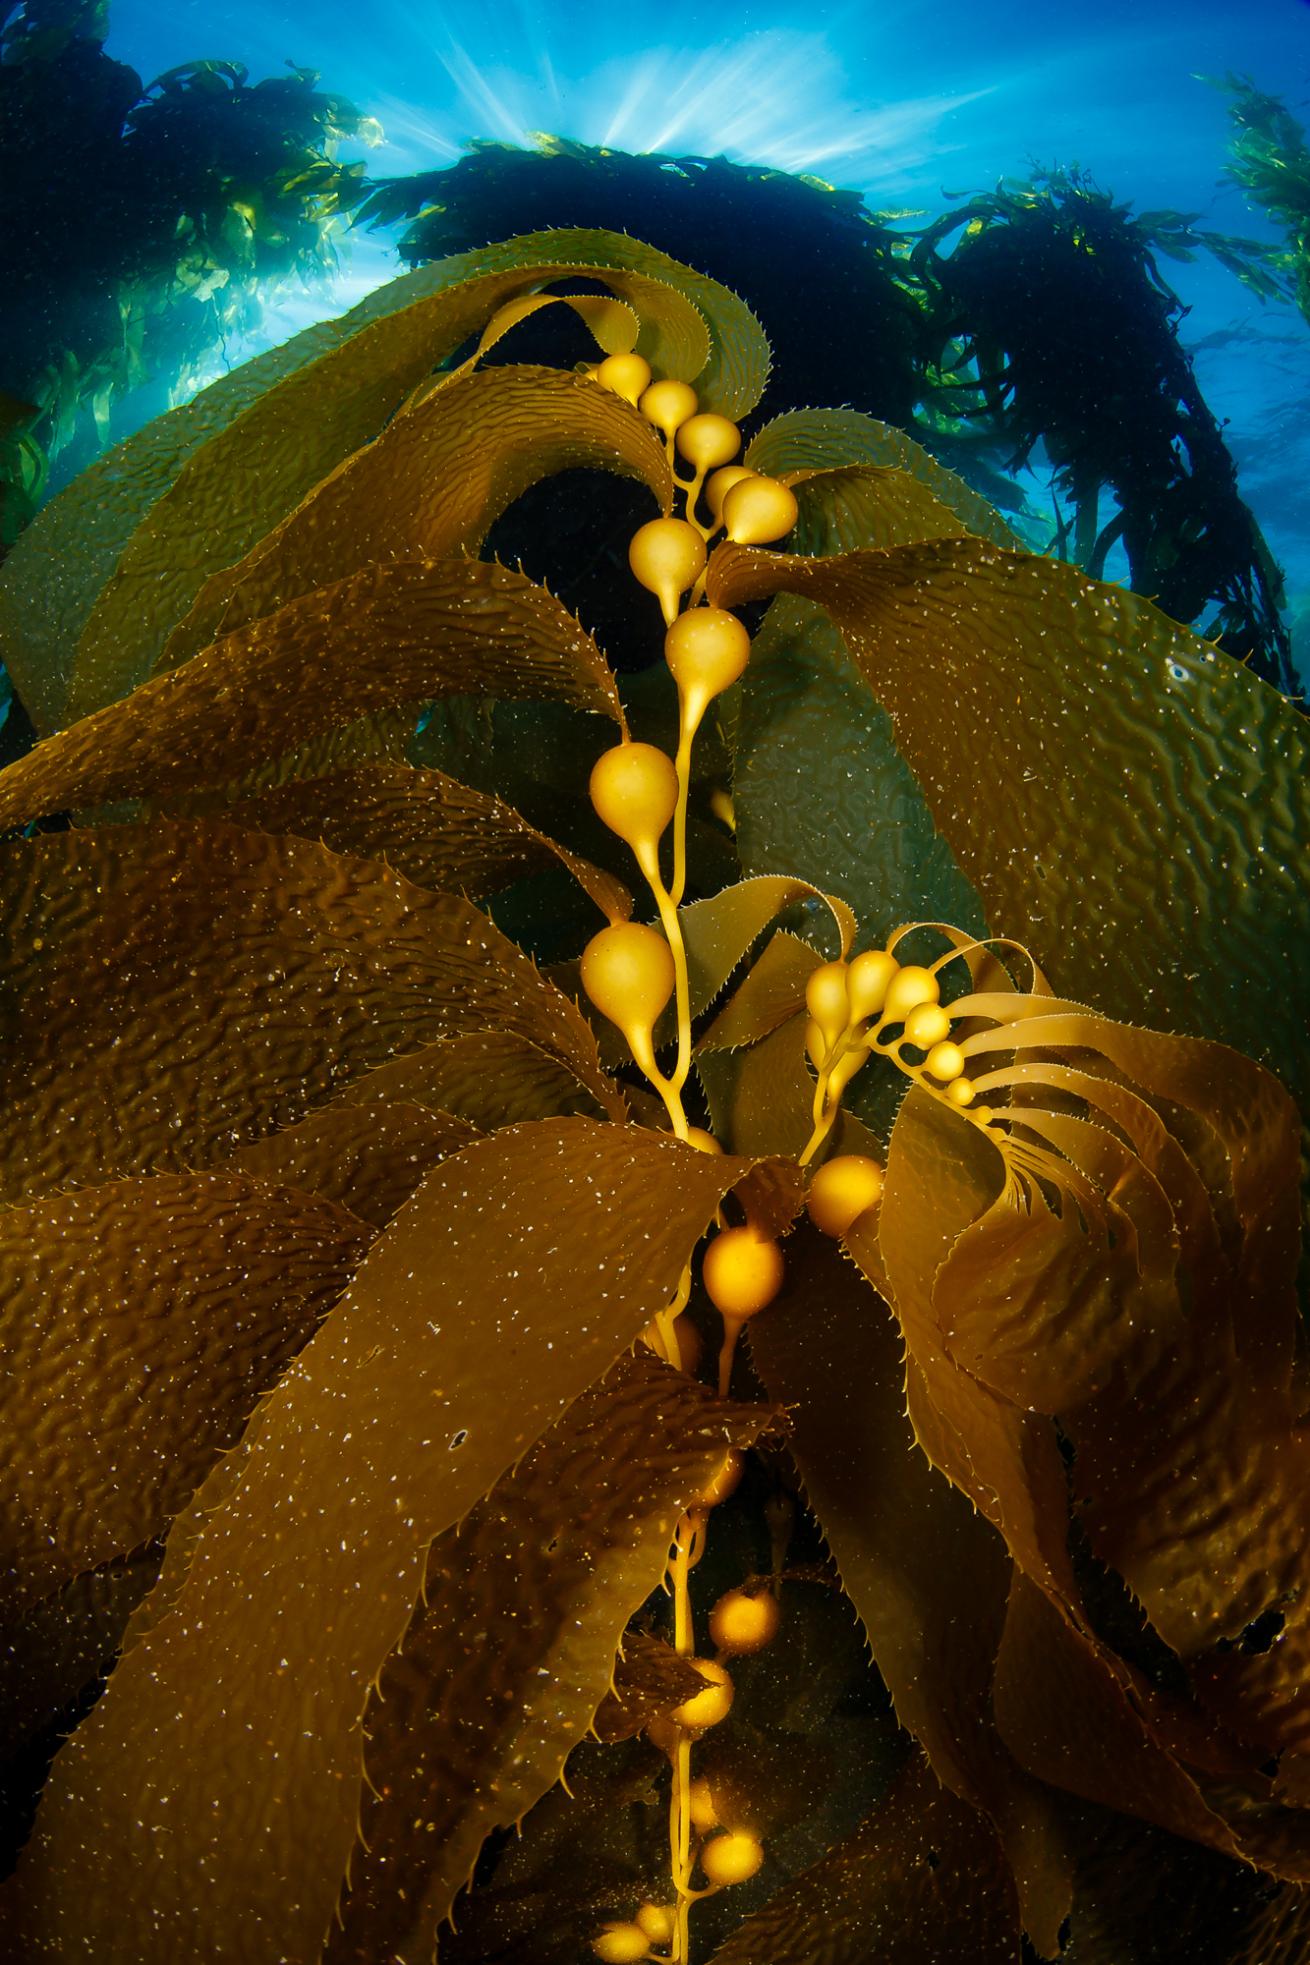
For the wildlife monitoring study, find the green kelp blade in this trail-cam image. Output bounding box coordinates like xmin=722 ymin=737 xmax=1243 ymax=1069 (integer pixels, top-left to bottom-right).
xmin=731 ymin=599 xmax=982 ymax=944
xmin=745 ymin=407 xmax=1020 ymax=548
xmin=161 ymin=364 xmax=673 ymax=672
xmin=0 ymin=1172 xmax=369 ymax=1614
xmin=0 ymin=559 xmax=625 ymax=834
xmin=748 ymin=1227 xmax=1075 ymax=1954
xmin=224 ymin=1102 xmax=481 ymax=1229
xmin=0 ymin=821 xmax=621 ymax=1203
xmin=707 ymin=1752 xmax=1022 ymax=1965
xmin=38 ymin=235 xmax=716 ymax=727
xmin=328 ymin=1030 xmax=613 ymax=1128
xmin=213 ymin=762 xmax=630 ymax=922
xmin=1 ymin=1121 xmax=781 ymax=1964
xmin=708 ymin=536 xmax=1310 ymax=1112
xmin=735 ymin=426 xmax=985 ymax=945
xmin=328 ymin=1354 xmax=778 ymax=1962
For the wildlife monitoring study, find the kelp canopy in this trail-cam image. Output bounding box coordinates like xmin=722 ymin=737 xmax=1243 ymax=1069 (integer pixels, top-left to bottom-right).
xmin=0 ymin=0 xmax=378 ymax=546
xmin=0 ymin=228 xmax=1306 ymax=1963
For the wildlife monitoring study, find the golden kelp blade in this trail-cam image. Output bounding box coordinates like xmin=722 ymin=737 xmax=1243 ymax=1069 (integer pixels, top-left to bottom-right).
xmin=329 ymin=1355 xmax=777 ymax=1962
xmin=327 ymin=1030 xmax=612 ymax=1128
xmin=707 ymin=537 xmax=1310 ymax=1110
xmin=0 ymin=559 xmax=625 ymax=832
xmin=224 ymin=1101 xmax=481 ymax=1227
xmin=0 ymin=1122 xmax=787 ymax=1963
xmin=3 ymin=229 xmax=740 ymax=730
xmin=71 ymin=224 xmax=764 ymax=720
xmin=0 ymin=821 xmax=621 ymax=1202
xmin=214 ymin=764 xmax=631 ymax=920
xmin=161 ymin=364 xmax=672 ymax=671
xmin=0 ymin=1173 xmax=370 ymax=1614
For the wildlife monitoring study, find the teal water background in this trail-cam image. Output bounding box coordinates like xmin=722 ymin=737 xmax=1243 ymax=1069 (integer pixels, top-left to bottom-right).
xmin=95 ymin=0 xmax=1310 ymax=666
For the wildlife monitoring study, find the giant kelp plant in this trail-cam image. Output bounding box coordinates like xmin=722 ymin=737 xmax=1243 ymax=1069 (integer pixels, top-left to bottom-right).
xmin=354 ymin=138 xmax=1295 ymax=695
xmin=0 ymin=0 xmax=378 ymax=549
xmin=0 ymin=231 xmax=1307 ymax=1963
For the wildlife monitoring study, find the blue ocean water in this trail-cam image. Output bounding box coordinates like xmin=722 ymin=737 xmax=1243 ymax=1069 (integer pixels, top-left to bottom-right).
xmin=94 ymin=0 xmax=1309 ymax=674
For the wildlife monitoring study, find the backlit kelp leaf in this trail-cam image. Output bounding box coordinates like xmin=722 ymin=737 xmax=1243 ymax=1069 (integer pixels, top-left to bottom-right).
xmin=328 ymin=1030 xmax=613 ymax=1127
xmin=0 ymin=1172 xmax=370 ymax=1614
xmin=216 ymin=762 xmax=629 ymax=921
xmin=0 ymin=820 xmax=621 ymax=1201
xmin=708 ymin=538 xmax=1310 ymax=1105
xmin=0 ymin=559 xmax=625 ymax=834
xmin=163 ymin=364 xmax=674 ymax=672
xmin=732 ymin=599 xmax=983 ymax=940
xmin=0 ymin=320 xmax=352 ymax=735
xmin=1 ymin=1121 xmax=787 ymax=1963
xmin=745 ymin=408 xmax=1020 ymax=548
xmin=749 ymin=1228 xmax=1075 ymax=1953
xmin=50 ymin=234 xmax=716 ymax=724
xmin=225 ymin=1102 xmax=481 ymax=1228
xmin=707 ymin=1752 xmax=1022 ymax=1965
xmin=329 ymin=1354 xmax=777 ymax=1961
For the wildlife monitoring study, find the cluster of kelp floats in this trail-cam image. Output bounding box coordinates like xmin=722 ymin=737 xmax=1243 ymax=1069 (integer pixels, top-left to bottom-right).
xmin=0 ymin=231 xmax=1306 ymax=1963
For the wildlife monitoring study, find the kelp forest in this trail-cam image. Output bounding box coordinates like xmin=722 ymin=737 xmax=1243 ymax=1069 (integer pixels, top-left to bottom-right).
xmin=0 ymin=4 xmax=1308 ymax=1962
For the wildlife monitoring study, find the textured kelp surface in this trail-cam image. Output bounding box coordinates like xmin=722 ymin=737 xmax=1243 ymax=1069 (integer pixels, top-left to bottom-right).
xmin=0 ymin=228 xmax=1305 ymax=1964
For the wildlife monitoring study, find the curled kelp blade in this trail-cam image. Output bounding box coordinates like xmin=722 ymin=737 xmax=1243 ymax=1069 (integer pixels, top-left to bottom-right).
xmin=161 ymin=363 xmax=673 ymax=672
xmin=208 ymin=763 xmax=631 ymax=923
xmin=680 ymin=873 xmax=855 ymax=1009
xmin=748 ymin=1227 xmax=1075 ymax=1955
xmin=870 ymin=1087 xmax=1310 ymax=1874
xmin=745 ymin=406 xmax=1019 ymax=547
xmin=707 ymin=536 xmax=1310 ymax=1113
xmin=0 ymin=1172 xmax=370 ymax=1615
xmin=0 ymin=820 xmax=621 ymax=1203
xmin=328 ymin=1354 xmax=778 ymax=1962
xmin=0 ymin=1121 xmax=790 ymax=1964
xmin=11 ymin=230 xmax=729 ymax=730
xmin=706 ymin=1752 xmax=1023 ymax=1965
xmin=0 ymin=559 xmax=625 ymax=834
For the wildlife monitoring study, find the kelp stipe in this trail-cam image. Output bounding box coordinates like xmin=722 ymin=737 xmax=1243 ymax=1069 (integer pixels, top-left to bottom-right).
xmin=0 ymin=228 xmax=1306 ymax=1963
